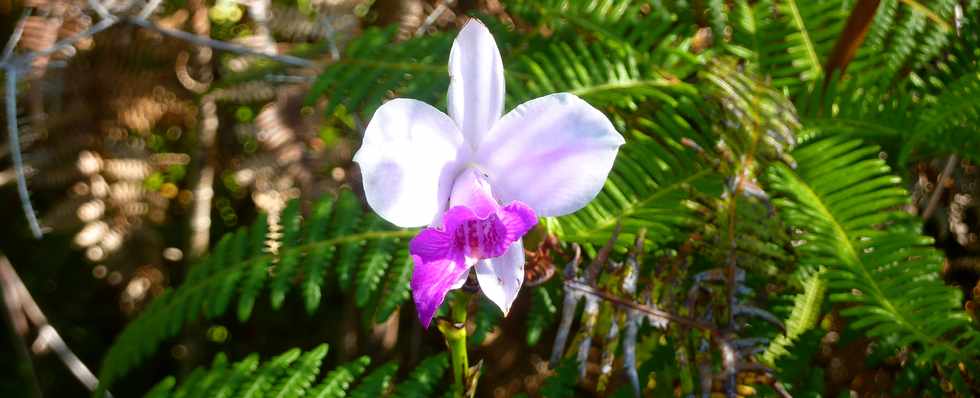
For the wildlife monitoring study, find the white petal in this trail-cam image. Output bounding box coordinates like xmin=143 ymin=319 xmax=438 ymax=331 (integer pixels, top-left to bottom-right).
xmin=475 ymin=93 xmax=625 ymax=217
xmin=475 ymin=241 xmax=524 ymax=315
xmin=353 ymin=99 xmax=469 ymax=228
xmin=448 ymin=19 xmax=505 ymax=148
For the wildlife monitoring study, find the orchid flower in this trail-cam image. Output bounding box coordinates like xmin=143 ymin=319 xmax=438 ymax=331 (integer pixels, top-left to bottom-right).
xmin=353 ymin=20 xmax=624 ymax=328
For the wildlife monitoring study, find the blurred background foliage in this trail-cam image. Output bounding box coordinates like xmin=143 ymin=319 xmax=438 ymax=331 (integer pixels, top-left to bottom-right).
xmin=1 ymin=0 xmax=980 ymax=397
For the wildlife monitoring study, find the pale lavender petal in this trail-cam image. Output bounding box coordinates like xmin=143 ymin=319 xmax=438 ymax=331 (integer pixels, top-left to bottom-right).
xmin=475 ymin=93 xmax=625 ymax=217
xmin=411 ymin=251 xmax=468 ymax=329
xmin=448 ymin=19 xmax=504 ymax=148
xmin=499 ymin=201 xmax=537 ymax=242
xmin=475 ymin=241 xmax=525 ymax=315
xmin=449 ymin=168 xmax=497 ymax=218
xmin=353 ymin=99 xmax=469 ymax=228
xmin=449 ymin=264 xmax=471 ymax=290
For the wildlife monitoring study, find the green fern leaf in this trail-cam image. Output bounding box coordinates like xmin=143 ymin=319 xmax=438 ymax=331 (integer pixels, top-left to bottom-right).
xmin=300 ymin=197 xmax=339 ymax=314
xmin=526 ymin=284 xmax=558 ymax=346
xmin=187 ymin=353 xmax=231 ymax=398
xmin=767 ymin=135 xmax=980 ymax=371
xmin=236 ymin=348 xmax=301 ymax=398
xmin=328 ymin=190 xmax=365 ymax=296
xmin=550 ymin=136 xmax=719 ymax=251
xmin=98 ymin=191 xmax=413 ymax=391
xmin=308 ymin=356 xmax=371 ymax=398
xmin=349 ymin=362 xmax=398 ymax=398
xmin=761 ymin=267 xmax=827 ymax=366
xmin=372 ymin=247 xmax=413 ymax=323
xmin=308 ymin=27 xmax=452 ymax=118
xmin=469 ymin=296 xmax=502 ymax=346
xmin=170 ymin=367 xmax=206 ymax=398
xmin=210 ymin=354 xmax=260 ymax=398
xmin=144 ymin=377 xmax=175 ymax=398
xmin=268 ymin=344 xmax=329 ymax=398
xmin=239 ymin=213 xmax=271 ymax=321
xmin=354 ymin=215 xmax=397 ymax=307
xmin=206 ymin=229 xmax=248 ymax=318
xmin=539 ymin=358 xmax=579 ymax=398
xmin=270 ymin=200 xmax=304 ymax=309
xmin=391 ymin=354 xmax=449 ymax=398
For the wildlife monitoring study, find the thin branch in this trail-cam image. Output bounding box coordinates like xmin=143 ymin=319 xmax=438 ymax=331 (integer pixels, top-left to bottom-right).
xmin=5 ymin=67 xmax=42 ymax=238
xmin=921 ymin=3 xmax=965 ymax=221
xmin=137 ymin=0 xmax=166 ymax=20
xmin=771 ymin=381 xmax=794 ymax=398
xmin=1 ymin=9 xmax=31 ymax=64
xmin=320 ymin=16 xmax=341 ymax=61
xmin=549 ymin=245 xmax=581 ymax=368
xmin=415 ymin=0 xmax=455 ymax=37
xmin=0 ymin=3 xmax=322 ymax=238
xmin=11 ymin=17 xmax=119 ymax=68
xmin=87 ymin=0 xmax=116 ymax=22
xmin=0 ymin=13 xmax=315 ymax=70
xmin=922 ymin=155 xmax=957 ymax=220
xmin=0 ymin=257 xmax=111 ymax=396
xmin=0 ymin=257 xmax=41 ymax=398
xmin=563 ymin=281 xmax=719 ymax=334
xmin=33 ymin=325 xmax=104 ymax=393
xmin=585 ymin=222 xmax=620 ymax=283
xmin=127 ymin=17 xmax=314 ymax=67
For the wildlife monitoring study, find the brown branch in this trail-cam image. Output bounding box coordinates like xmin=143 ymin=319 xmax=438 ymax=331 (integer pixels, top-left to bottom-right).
xmin=563 ymin=281 xmax=719 ymax=334
xmin=922 ymin=155 xmax=957 ymax=220
xmin=585 ymin=222 xmax=620 ymax=283
xmin=824 ymin=0 xmax=881 ymax=78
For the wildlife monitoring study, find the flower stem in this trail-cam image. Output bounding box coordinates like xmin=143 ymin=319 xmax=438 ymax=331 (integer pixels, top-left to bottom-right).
xmin=438 ymin=291 xmax=470 ymax=398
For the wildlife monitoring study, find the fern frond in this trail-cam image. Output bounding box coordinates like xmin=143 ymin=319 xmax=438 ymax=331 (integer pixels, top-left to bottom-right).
xmin=766 ymin=135 xmax=980 ymax=371
xmin=353 ymin=215 xmax=397 ymax=306
xmin=773 ymin=329 xmax=826 ymax=396
xmin=548 ymin=136 xmax=719 ymax=251
xmin=539 ymin=359 xmax=579 ymax=398
xmin=391 ymin=353 xmax=448 ymax=398
xmin=700 ymin=60 xmax=799 ymax=165
xmin=270 ymin=200 xmax=303 ymax=309
xmin=99 ymin=191 xmax=414 ymax=391
xmin=348 ymin=361 xmax=398 ymax=398
xmin=505 ymin=37 xmax=684 ymax=110
xmin=239 ymin=213 xmax=272 ymax=321
xmin=371 ymin=247 xmax=413 ymax=323
xmin=761 ymin=267 xmax=827 ymax=366
xmin=848 ymin=0 xmax=958 ymax=86
xmin=236 ymin=348 xmax=303 ymax=398
xmin=143 ymin=347 xmax=446 ymax=398
xmin=526 ymin=284 xmax=558 ymax=346
xmin=909 ymin=62 xmax=980 ymax=162
xmin=308 ymin=356 xmax=371 ymax=398
xmin=308 ymin=27 xmax=452 ymax=118
xmin=728 ymin=0 xmax=845 ymax=92
xmin=269 ymin=346 xmax=330 ymax=398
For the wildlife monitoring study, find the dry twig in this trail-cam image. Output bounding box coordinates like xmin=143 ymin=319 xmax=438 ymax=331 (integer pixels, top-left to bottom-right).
xmin=0 ymin=256 xmax=111 ymax=396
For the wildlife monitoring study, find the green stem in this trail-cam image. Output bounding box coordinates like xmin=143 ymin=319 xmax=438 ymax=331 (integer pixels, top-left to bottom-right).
xmin=438 ymin=292 xmax=470 ymax=398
